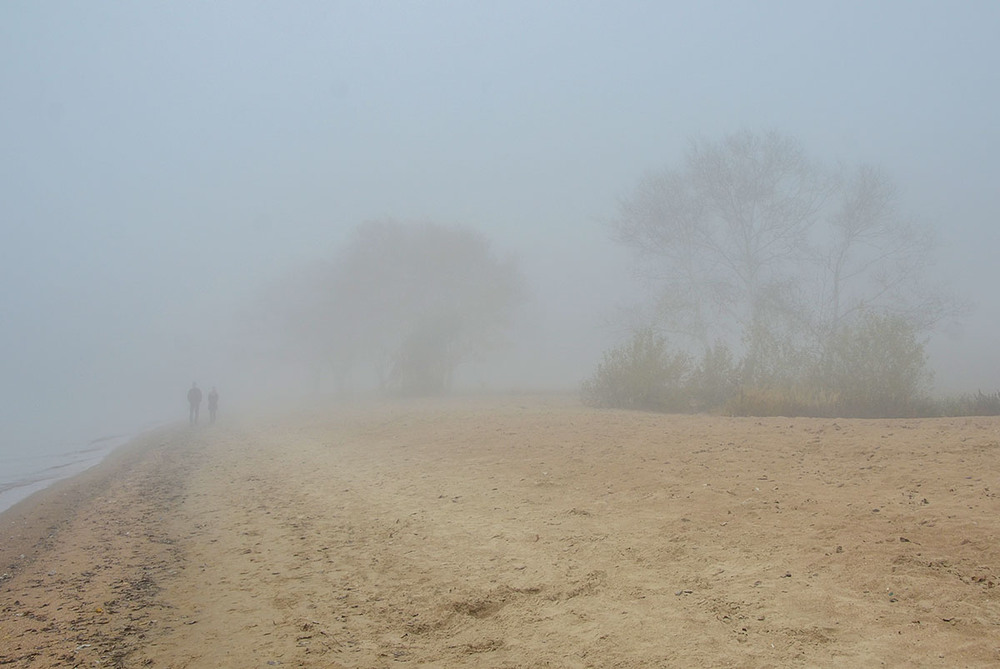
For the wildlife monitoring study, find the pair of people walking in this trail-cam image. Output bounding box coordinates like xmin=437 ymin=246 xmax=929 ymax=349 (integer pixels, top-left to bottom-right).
xmin=187 ymin=382 xmax=219 ymax=425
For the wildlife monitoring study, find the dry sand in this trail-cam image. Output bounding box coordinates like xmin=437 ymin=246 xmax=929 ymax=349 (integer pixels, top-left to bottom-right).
xmin=2 ymin=395 xmax=1000 ymax=667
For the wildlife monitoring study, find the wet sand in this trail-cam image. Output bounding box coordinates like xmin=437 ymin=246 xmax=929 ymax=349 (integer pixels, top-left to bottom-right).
xmin=2 ymin=395 xmax=1000 ymax=667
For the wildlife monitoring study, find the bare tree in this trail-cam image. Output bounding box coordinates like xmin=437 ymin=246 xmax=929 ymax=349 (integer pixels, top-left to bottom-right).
xmin=812 ymin=164 xmax=945 ymax=337
xmin=614 ymin=130 xmax=957 ymax=387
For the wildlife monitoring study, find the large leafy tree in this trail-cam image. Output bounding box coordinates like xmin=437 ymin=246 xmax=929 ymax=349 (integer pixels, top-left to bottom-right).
xmin=263 ymin=220 xmax=525 ymax=396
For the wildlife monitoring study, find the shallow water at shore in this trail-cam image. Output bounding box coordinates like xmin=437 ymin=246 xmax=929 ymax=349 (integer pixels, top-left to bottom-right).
xmin=0 ymin=433 xmax=138 ymax=515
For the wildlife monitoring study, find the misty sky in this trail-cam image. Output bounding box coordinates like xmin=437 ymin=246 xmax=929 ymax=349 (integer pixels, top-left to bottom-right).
xmin=2 ymin=1 xmax=999 ymax=445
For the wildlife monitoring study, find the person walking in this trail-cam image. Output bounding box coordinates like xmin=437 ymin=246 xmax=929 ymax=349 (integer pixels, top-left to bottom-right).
xmin=208 ymin=387 xmax=219 ymax=423
xmin=187 ymin=382 xmax=203 ymax=425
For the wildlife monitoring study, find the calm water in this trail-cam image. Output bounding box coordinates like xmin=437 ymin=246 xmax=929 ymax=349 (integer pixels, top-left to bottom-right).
xmin=0 ymin=433 xmax=135 ymax=515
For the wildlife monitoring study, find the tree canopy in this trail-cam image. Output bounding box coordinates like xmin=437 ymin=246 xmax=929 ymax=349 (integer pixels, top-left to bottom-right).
xmin=260 ymin=220 xmax=525 ymax=396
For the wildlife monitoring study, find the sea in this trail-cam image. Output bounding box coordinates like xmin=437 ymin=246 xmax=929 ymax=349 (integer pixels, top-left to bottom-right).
xmin=0 ymin=429 xmax=154 ymax=516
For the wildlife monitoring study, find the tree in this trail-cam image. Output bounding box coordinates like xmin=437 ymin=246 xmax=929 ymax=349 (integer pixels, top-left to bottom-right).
xmin=263 ymin=220 xmax=525 ymax=396
xmin=809 ymin=164 xmax=950 ymax=343
xmin=613 ymin=130 xmax=956 ymax=388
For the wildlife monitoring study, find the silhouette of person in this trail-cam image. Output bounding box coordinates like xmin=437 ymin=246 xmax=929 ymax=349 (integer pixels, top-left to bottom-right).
xmin=187 ymin=382 xmax=203 ymax=425
xmin=208 ymin=387 xmax=219 ymax=423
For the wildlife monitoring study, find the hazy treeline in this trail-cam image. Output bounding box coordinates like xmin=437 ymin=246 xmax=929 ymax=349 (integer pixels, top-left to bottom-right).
xmin=584 ymin=130 xmax=976 ymax=418
xmin=251 ymin=130 xmax=984 ymax=417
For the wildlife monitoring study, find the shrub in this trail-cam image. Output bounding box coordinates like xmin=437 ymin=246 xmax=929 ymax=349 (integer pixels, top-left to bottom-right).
xmin=687 ymin=343 xmax=740 ymax=411
xmin=582 ymin=312 xmax=940 ymax=418
xmin=820 ymin=312 xmax=930 ymax=417
xmin=937 ymin=390 xmax=1000 ymax=417
xmin=581 ymin=328 xmax=691 ymax=412
xmin=728 ymin=386 xmax=811 ymax=417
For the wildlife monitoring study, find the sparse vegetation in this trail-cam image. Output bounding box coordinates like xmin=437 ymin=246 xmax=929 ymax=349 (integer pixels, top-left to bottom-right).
xmin=938 ymin=390 xmax=1000 ymax=417
xmin=687 ymin=343 xmax=740 ymax=411
xmin=818 ymin=312 xmax=931 ymax=417
xmin=580 ymin=328 xmax=692 ymax=412
xmin=582 ymin=310 xmax=948 ymax=418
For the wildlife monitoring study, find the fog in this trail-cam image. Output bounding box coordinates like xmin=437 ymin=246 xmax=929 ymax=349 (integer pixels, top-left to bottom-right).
xmin=2 ymin=2 xmax=999 ymax=448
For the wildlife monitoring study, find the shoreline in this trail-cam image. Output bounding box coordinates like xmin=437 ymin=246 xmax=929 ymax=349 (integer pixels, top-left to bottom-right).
xmin=0 ymin=425 xmax=178 ymax=578
xmin=0 ymin=422 xmax=169 ymax=517
xmin=0 ymin=436 xmax=129 ymax=517
xmin=0 ymin=421 xmax=200 ymax=667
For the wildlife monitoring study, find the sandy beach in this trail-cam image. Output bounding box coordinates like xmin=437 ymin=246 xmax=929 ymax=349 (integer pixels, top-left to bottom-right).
xmin=2 ymin=395 xmax=999 ymax=667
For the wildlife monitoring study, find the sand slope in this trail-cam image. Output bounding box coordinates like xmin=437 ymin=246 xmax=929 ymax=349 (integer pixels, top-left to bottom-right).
xmin=2 ymin=396 xmax=1000 ymax=667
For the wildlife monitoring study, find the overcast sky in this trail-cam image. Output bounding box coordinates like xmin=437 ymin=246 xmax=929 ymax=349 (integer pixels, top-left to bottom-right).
xmin=2 ymin=1 xmax=999 ymax=445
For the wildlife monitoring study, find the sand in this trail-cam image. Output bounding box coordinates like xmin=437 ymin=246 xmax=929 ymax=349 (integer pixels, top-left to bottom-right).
xmin=2 ymin=395 xmax=999 ymax=667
